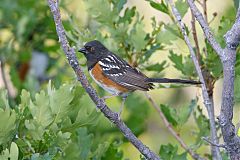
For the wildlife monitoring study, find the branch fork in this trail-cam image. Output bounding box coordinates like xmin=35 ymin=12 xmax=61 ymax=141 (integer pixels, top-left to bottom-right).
xmin=168 ymin=0 xmax=240 ymax=159
xmin=47 ymin=0 xmax=160 ymax=159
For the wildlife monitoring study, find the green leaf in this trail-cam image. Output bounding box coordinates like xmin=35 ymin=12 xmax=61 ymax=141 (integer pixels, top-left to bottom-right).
xmin=156 ymin=24 xmax=179 ymax=45
xmin=116 ymin=0 xmax=127 ymax=12
xmin=101 ymin=141 xmax=123 ymax=160
xmin=63 ymin=128 xmax=93 ymax=160
xmin=9 ymin=142 xmax=19 ymax=160
xmin=204 ymin=40 xmax=222 ymax=78
xmin=173 ymin=153 xmax=188 ymax=160
xmin=182 ymin=55 xmax=196 ymax=77
xmin=77 ymin=128 xmax=93 ymax=159
xmin=125 ymin=94 xmax=149 ymax=135
xmin=147 ymin=0 xmax=169 ymax=14
xmin=145 ymin=61 xmax=167 ymax=72
xmin=65 ymin=84 xmax=86 ymax=121
xmin=193 ymin=106 xmax=210 ymax=145
xmin=217 ymin=16 xmax=234 ymax=47
xmin=233 ymin=0 xmax=239 ymax=10
xmin=61 ymin=106 xmax=100 ymax=132
xmin=164 ymin=24 xmax=182 ymax=39
xmin=169 ymin=50 xmax=184 ymax=72
xmin=140 ymin=44 xmax=164 ymax=63
xmin=48 ymin=83 xmax=75 ymax=123
xmin=118 ymin=7 xmax=136 ymax=23
xmin=24 ymin=120 xmax=45 ymax=140
xmin=178 ymin=99 xmax=197 ymax=125
xmin=0 ymin=142 xmax=19 ymax=160
xmin=85 ymin=0 xmax=118 ymax=25
xmin=0 ymin=89 xmax=10 ymax=109
xmin=19 ymin=89 xmax=31 ymax=108
xmin=91 ymin=142 xmax=110 ymax=159
xmin=175 ymin=0 xmax=189 ymax=17
xmin=24 ymin=90 xmax=53 ymax=140
xmin=159 ymin=144 xmax=187 ymax=160
xmin=29 ymin=91 xmax=53 ymax=127
xmin=129 ymin=20 xmax=148 ymax=52
xmin=169 ymin=50 xmax=196 ymax=77
xmin=0 ymin=108 xmax=16 ymax=144
xmin=160 ymin=104 xmax=178 ymax=127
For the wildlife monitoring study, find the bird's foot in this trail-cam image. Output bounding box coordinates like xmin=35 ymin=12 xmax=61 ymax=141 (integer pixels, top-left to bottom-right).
xmin=117 ymin=111 xmax=122 ymax=121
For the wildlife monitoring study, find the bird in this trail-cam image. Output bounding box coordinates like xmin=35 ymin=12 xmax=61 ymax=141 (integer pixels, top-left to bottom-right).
xmin=78 ymin=40 xmax=200 ymax=117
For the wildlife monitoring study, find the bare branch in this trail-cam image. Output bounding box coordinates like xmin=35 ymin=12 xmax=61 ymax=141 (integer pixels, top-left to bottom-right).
xmin=187 ymin=0 xmax=223 ymax=59
xmin=46 ymin=0 xmax=160 ymax=159
xmin=145 ymin=93 xmax=205 ymax=160
xmin=165 ymin=0 xmax=222 ymax=159
xmin=218 ymin=8 xmax=240 ymax=159
xmin=189 ymin=0 xmax=240 ymax=158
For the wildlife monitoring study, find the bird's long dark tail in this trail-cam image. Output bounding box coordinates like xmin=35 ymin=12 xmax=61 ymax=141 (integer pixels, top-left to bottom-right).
xmin=146 ymin=78 xmax=201 ymax=85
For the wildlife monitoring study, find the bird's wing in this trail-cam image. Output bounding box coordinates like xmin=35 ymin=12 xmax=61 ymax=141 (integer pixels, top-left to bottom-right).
xmin=99 ymin=53 xmax=152 ymax=91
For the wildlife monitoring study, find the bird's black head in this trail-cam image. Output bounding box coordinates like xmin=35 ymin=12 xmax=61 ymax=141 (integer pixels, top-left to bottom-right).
xmin=78 ymin=40 xmax=108 ymax=58
xmin=78 ymin=40 xmax=108 ymax=69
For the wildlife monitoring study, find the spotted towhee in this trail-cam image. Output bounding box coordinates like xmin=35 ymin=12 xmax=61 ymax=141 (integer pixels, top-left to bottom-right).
xmin=79 ymin=40 xmax=200 ymax=116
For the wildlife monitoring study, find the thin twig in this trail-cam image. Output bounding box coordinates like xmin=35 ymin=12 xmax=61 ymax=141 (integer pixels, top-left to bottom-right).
xmin=47 ymin=0 xmax=160 ymax=159
xmin=208 ymin=12 xmax=217 ymax=25
xmin=202 ymin=0 xmax=208 ymax=22
xmin=145 ymin=93 xmax=205 ymax=160
xmin=190 ymin=11 xmax=201 ymax=63
xmin=187 ymin=0 xmax=223 ymax=59
xmin=165 ymin=0 xmax=222 ymax=159
xmin=202 ymin=137 xmax=227 ymax=149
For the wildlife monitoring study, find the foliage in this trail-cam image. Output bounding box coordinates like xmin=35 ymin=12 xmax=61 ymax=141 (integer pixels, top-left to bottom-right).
xmin=0 ymin=83 xmax=126 ymax=159
xmin=159 ymin=144 xmax=187 ymax=160
xmin=0 ymin=0 xmax=68 ymax=95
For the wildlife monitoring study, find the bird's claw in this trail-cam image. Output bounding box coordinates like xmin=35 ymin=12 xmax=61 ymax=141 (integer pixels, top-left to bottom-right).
xmin=116 ymin=111 xmax=122 ymax=121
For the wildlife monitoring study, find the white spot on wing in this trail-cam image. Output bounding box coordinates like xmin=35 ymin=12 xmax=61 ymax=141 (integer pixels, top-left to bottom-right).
xmin=98 ymin=61 xmax=109 ymax=67
xmin=99 ymin=60 xmax=120 ymax=69
xmin=107 ymin=55 xmax=116 ymax=62
xmin=104 ymin=57 xmax=112 ymax=62
xmin=121 ymin=82 xmax=134 ymax=87
xmin=102 ymin=67 xmax=111 ymax=71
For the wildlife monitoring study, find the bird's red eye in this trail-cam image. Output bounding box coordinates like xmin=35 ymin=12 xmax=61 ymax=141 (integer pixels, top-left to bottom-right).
xmin=85 ymin=46 xmax=94 ymax=52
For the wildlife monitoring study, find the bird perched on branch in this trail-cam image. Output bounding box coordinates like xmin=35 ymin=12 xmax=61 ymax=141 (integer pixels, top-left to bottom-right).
xmin=79 ymin=40 xmax=200 ymax=117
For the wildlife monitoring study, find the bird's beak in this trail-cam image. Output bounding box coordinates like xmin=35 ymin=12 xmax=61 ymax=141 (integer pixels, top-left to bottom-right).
xmin=78 ymin=47 xmax=87 ymax=54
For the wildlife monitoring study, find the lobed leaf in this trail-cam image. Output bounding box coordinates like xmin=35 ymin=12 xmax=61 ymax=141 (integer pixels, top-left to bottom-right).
xmin=48 ymin=83 xmax=75 ymax=123
xmin=160 ymin=104 xmax=178 ymax=127
xmin=175 ymin=0 xmax=189 ymax=17
xmin=159 ymin=144 xmax=187 ymax=160
xmin=0 ymin=108 xmax=16 ymax=145
xmin=146 ymin=61 xmax=166 ymax=72
xmin=129 ymin=20 xmax=148 ymax=52
xmin=147 ymin=0 xmax=169 ymax=14
xmin=0 ymin=142 xmax=19 ymax=160
xmin=0 ymin=89 xmax=10 ymax=109
xmin=178 ymin=99 xmax=197 ymax=125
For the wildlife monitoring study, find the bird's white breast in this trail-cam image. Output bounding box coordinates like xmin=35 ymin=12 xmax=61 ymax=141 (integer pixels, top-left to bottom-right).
xmin=89 ymin=69 xmax=121 ymax=95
